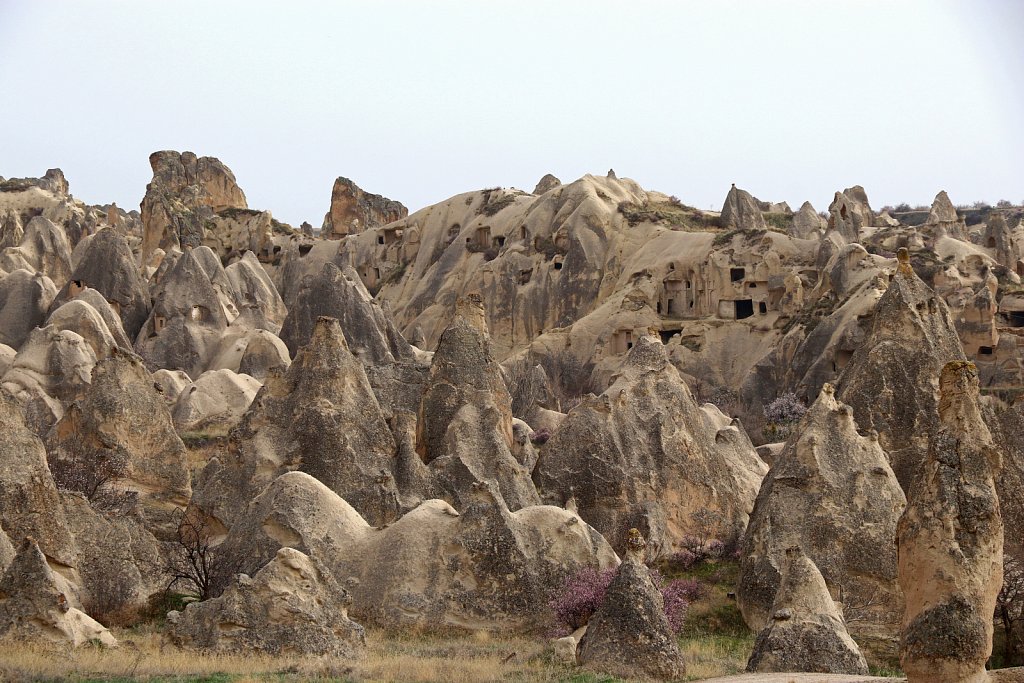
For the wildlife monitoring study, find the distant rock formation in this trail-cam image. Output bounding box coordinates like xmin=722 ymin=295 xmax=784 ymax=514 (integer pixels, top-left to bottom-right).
xmin=321 ymin=176 xmax=407 ymax=238
xmin=577 ymin=529 xmax=685 ymax=680
xmin=0 ymin=269 xmax=56 ymax=349
xmin=984 ymin=213 xmax=1017 ymax=271
xmin=925 ymin=190 xmax=967 ymax=239
xmin=898 ymin=361 xmax=1003 ymax=683
xmin=721 ymin=184 xmax=767 ymax=231
xmin=792 ymin=201 xmax=826 ymax=239
xmin=828 ymin=186 xmax=875 ymax=242
xmin=140 ymin=150 xmax=248 ymax=260
xmin=533 ymin=173 xmax=562 ymax=195
xmin=746 ymin=546 xmax=868 ymax=674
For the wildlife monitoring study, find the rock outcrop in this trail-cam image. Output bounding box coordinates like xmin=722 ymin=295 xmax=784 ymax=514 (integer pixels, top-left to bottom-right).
xmin=534 ymin=335 xmax=767 ymax=555
xmin=738 ymin=384 xmax=905 ymax=657
xmin=0 ymin=269 xmax=56 ymax=349
xmin=279 ymin=262 xmax=414 ymax=363
xmin=533 ymin=173 xmax=562 ymax=195
xmin=577 ymin=530 xmax=685 ymax=680
xmin=837 ymin=248 xmax=966 ymax=489
xmin=416 ymin=294 xmax=539 ymax=511
xmin=746 ymin=546 xmax=868 ymax=675
xmin=140 ymin=151 xmax=248 ymax=260
xmin=720 ymin=184 xmax=766 ymax=231
xmin=171 ymin=547 xmax=365 ymax=657
xmin=828 ymin=186 xmax=875 ymax=242
xmin=898 ymin=361 xmax=1003 ymax=683
xmin=172 ymin=369 xmax=261 ymax=434
xmin=792 ymin=201 xmax=826 ymax=239
xmin=321 ymin=176 xmax=407 ymax=238
xmin=0 ymin=539 xmax=116 ymax=648
xmin=192 ymin=317 xmax=399 ymax=529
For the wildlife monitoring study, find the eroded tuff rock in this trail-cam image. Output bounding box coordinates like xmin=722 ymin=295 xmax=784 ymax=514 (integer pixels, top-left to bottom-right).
xmin=0 ymin=539 xmax=116 ymax=648
xmin=141 ymin=151 xmax=248 ymax=260
xmin=172 ymin=368 xmax=260 ymax=434
xmin=828 ymin=186 xmax=875 ymax=243
xmin=171 ymin=547 xmax=365 ymax=657
xmin=0 ymin=389 xmax=77 ymax=566
xmin=534 ymin=335 xmax=767 ymax=555
xmin=577 ymin=530 xmax=684 ymax=680
xmin=984 ymin=212 xmax=1018 ymax=271
xmin=416 ymin=294 xmax=539 ymax=511
xmin=533 ymin=173 xmax=562 ymax=195
xmin=898 ymin=361 xmax=1003 ymax=683
xmin=49 ymin=228 xmax=151 ymax=339
xmin=321 ymin=176 xmax=407 ymax=238
xmin=0 ymin=268 xmax=57 ymax=349
xmin=48 ymin=349 xmax=191 ymax=537
xmin=224 ymin=250 xmax=286 ymax=331
xmin=746 ymin=546 xmax=868 ymax=675
xmin=236 ymin=329 xmax=290 ymax=380
xmin=213 ymin=472 xmax=617 ymax=631
xmin=792 ymin=201 xmax=826 ymax=239
xmin=720 ymin=184 xmax=766 ymax=231
xmin=192 ymin=317 xmax=399 ymax=529
xmin=738 ymin=384 xmax=905 ymax=658
xmin=0 ymin=216 xmax=72 ymax=289
xmin=280 ymin=262 xmax=414 ymax=363
xmin=837 ymin=248 xmax=966 ymax=489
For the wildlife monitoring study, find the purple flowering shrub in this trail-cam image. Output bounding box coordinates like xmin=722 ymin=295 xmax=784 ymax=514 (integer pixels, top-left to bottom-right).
xmin=548 ymin=566 xmax=701 ymax=635
xmin=529 ymin=427 xmax=551 ymax=445
xmin=762 ymin=392 xmax=807 ymax=440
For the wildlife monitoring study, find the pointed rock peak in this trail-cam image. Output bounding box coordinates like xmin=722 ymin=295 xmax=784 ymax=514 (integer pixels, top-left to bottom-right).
xmin=1 ymin=537 xmax=56 ymax=594
xmin=721 ymin=185 xmax=766 ymax=231
xmin=622 ymin=334 xmax=669 ymax=372
xmin=774 ymin=546 xmax=843 ymax=619
xmin=307 ymin=315 xmax=352 ymax=355
xmin=937 ymin=361 xmax=993 ymax=451
xmin=533 ymin=173 xmax=562 ymax=195
xmin=454 ymin=293 xmax=488 ymax=334
xmin=928 ymin=190 xmax=959 ymax=224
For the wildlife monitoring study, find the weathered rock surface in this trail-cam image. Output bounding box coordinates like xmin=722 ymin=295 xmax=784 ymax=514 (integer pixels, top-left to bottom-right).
xmin=48 ymin=349 xmax=191 ymax=537
xmin=192 ymin=317 xmax=399 ymax=529
xmin=0 ymin=216 xmax=72 ymax=288
xmin=171 ymin=547 xmax=365 ymax=657
xmin=746 ymin=546 xmax=868 ymax=675
xmin=416 ymin=295 xmax=539 ymax=511
xmin=0 ymin=269 xmax=56 ymax=349
xmin=49 ymin=228 xmax=151 ymax=339
xmin=577 ymin=530 xmax=685 ymax=680
xmin=898 ymin=361 xmax=1003 ymax=683
xmin=172 ymin=368 xmax=260 ymax=434
xmin=141 ymin=151 xmax=248 ymax=260
xmin=213 ymin=472 xmax=617 ymax=631
xmin=534 ymin=335 xmax=767 ymax=555
xmin=837 ymin=249 xmax=966 ymax=489
xmin=828 ymin=187 xmax=875 ymax=243
xmin=280 ymin=262 xmax=414 ymax=363
xmin=236 ymin=329 xmax=291 ymax=380
xmin=0 ymin=539 xmax=116 ymax=648
xmin=224 ymin=250 xmax=286 ymax=331
xmin=533 ymin=173 xmax=562 ymax=195
xmin=721 ymin=184 xmax=767 ymax=231
xmin=792 ymin=201 xmax=826 ymax=238
xmin=321 ymin=176 xmax=407 ymax=238
xmin=738 ymin=384 xmax=905 ymax=657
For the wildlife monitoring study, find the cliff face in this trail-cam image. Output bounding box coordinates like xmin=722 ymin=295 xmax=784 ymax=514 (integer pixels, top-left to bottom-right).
xmin=321 ymin=176 xmax=407 ymax=238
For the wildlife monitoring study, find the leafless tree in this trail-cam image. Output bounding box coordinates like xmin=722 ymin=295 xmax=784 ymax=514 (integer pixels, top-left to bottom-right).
xmin=836 ymin=582 xmax=895 ymax=626
xmin=49 ymin=436 xmax=136 ymax=512
xmin=165 ymin=508 xmax=236 ymax=601
xmin=997 ymin=545 xmax=1024 ymax=665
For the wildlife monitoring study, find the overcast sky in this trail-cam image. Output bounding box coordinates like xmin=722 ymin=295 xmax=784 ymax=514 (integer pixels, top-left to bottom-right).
xmin=1 ymin=1 xmax=1021 ymax=226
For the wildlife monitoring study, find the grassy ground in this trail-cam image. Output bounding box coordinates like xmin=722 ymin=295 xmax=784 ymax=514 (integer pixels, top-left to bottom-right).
xmin=0 ymin=560 xmax=784 ymax=682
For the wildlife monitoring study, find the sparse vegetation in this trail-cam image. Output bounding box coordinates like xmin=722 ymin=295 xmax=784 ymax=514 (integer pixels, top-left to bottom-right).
xmin=762 ymin=392 xmax=807 ymax=441
xmin=617 ymin=199 xmax=720 ymax=231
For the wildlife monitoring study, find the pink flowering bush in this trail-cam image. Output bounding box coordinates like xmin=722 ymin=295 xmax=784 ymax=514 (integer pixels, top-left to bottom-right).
xmin=529 ymin=427 xmax=551 ymax=445
xmin=548 ymin=566 xmax=701 ymax=635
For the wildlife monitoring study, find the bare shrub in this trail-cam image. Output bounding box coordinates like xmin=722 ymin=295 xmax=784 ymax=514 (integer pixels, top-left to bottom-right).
xmin=49 ymin=437 xmax=137 ymax=513
xmin=164 ymin=508 xmax=239 ymax=601
xmin=997 ymin=544 xmax=1024 ymax=666
xmin=537 ymin=350 xmax=600 ymax=410
xmin=504 ymin=358 xmax=549 ymax=418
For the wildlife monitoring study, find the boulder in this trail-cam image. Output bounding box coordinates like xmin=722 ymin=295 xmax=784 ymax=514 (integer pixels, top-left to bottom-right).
xmin=321 ymin=176 xmax=407 ymax=238
xmin=534 ymin=335 xmax=767 ymax=556
xmin=237 ymin=329 xmax=291 ymax=380
xmin=746 ymin=546 xmax=868 ymax=674
xmin=279 ymin=262 xmax=414 ymax=363
xmin=0 ymin=539 xmax=116 ymax=648
xmin=49 ymin=228 xmax=151 ymax=339
xmin=0 ymin=269 xmax=57 ymax=349
xmin=720 ymin=184 xmax=767 ymax=231
xmin=416 ymin=294 xmax=539 ymax=511
xmin=898 ymin=361 xmax=1003 ymax=683
xmin=191 ymin=317 xmax=399 ymax=529
xmin=577 ymin=530 xmax=685 ymax=680
xmin=837 ymin=248 xmax=966 ymax=489
xmin=738 ymin=384 xmax=905 ymax=657
xmin=171 ymin=547 xmax=365 ymax=657
xmin=172 ymin=369 xmax=260 ymax=434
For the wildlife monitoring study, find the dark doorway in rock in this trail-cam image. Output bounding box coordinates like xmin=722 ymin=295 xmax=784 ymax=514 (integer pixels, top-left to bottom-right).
xmin=735 ymin=299 xmax=754 ymax=320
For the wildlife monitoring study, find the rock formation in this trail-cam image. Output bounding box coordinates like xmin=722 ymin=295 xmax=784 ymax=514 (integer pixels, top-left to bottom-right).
xmin=171 ymin=368 xmax=261 ymax=434
xmin=926 ymin=190 xmax=967 ymax=239
xmin=746 ymin=546 xmax=868 ymax=675
xmin=792 ymin=201 xmax=826 ymax=239
xmin=0 ymin=539 xmax=116 ymax=648
xmin=0 ymin=269 xmax=56 ymax=349
xmin=321 ymin=176 xmax=407 ymax=238
xmin=720 ymin=184 xmax=767 ymax=231
xmin=192 ymin=317 xmax=399 ymax=529
xmin=577 ymin=529 xmax=685 ymax=680
xmin=837 ymin=248 xmax=966 ymax=489
xmin=984 ymin=212 xmax=1018 ymax=271
xmin=279 ymin=262 xmax=414 ymax=363
xmin=416 ymin=294 xmax=539 ymax=511
xmin=140 ymin=150 xmax=248 ymax=260
xmin=828 ymin=186 xmax=875 ymax=243
xmin=738 ymin=384 xmax=905 ymax=658
xmin=171 ymin=547 xmax=366 ymax=657
xmin=534 ymin=335 xmax=767 ymax=555
xmin=898 ymin=361 xmax=1003 ymax=683
xmin=533 ymin=173 xmax=562 ymax=195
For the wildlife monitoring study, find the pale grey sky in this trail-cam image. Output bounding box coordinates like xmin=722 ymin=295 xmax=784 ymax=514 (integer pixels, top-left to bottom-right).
xmin=0 ymin=1 xmax=1021 ymax=226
